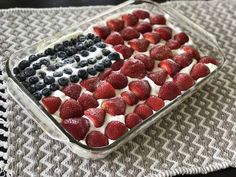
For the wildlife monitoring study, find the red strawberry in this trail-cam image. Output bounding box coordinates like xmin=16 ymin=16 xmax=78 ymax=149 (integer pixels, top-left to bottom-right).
xmin=59 ymin=99 xmax=84 ymax=119
xmin=128 ymin=38 xmax=150 ymax=52
xmin=120 ymin=58 xmax=146 ymax=78
xmin=125 ymin=113 xmax=142 ymax=129
xmin=120 ymin=27 xmax=140 ymax=40
xmin=93 ymin=81 xmax=116 ymax=99
xmin=93 ymin=26 xmax=111 ymax=39
xmin=105 ymin=32 xmax=124 ymax=46
xmin=111 ymin=59 xmax=125 ymax=71
xmin=190 ymin=63 xmax=210 ymax=80
xmin=158 ymin=81 xmax=181 ymax=100
xmin=133 ymin=10 xmax=150 ymax=19
xmin=145 ymin=96 xmax=165 ymax=111
xmin=166 ymin=39 xmax=181 ymax=50
xmin=61 ymin=117 xmax=89 ymax=140
xmin=122 ymin=13 xmax=138 ymax=26
xmin=121 ymin=91 xmax=138 ymax=106
xmin=98 ymin=68 xmax=113 ymax=80
xmin=135 ymin=22 xmax=152 ymax=34
xmin=147 ymin=69 xmax=168 ymax=85
xmin=154 ymin=27 xmax=172 ymax=41
xmin=173 ymin=53 xmax=193 ymax=68
xmin=80 ymin=77 xmax=99 ymax=92
xmin=143 ymin=32 xmax=160 ymax=44
xmin=129 ymin=80 xmax=151 ymax=100
xmin=42 ymin=96 xmax=62 ymax=114
xmin=106 ymin=71 xmax=128 ymax=89
xmin=86 ymin=131 xmax=108 ymax=147
xmin=199 ymin=56 xmax=219 ymax=66
xmin=106 ymin=19 xmax=124 ymax=31
xmin=173 ymin=73 xmax=195 ymax=91
xmin=134 ymin=103 xmax=153 ymax=119
xmin=134 ymin=54 xmax=155 ymax=71
xmin=174 ymin=32 xmax=189 ymax=45
xmin=150 ymin=45 xmax=172 ymax=60
xmin=182 ymin=46 xmax=201 ymax=60
xmin=77 ymin=93 xmax=98 ymax=110
xmin=105 ymin=121 xmax=128 ymax=140
xmin=102 ymin=97 xmax=126 ymax=116
xmin=159 ymin=59 xmax=181 ymax=76
xmin=114 ymin=45 xmax=133 ymax=59
xmin=62 ymin=84 xmax=81 ymax=100
xmin=84 ymin=108 xmax=106 ymax=128
xmin=150 ymin=14 xmax=166 ymax=25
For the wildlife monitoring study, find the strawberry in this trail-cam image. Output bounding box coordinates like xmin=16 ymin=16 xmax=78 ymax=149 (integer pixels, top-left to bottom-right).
xmin=59 ymin=99 xmax=84 ymax=119
xmin=125 ymin=113 xmax=142 ymax=129
xmin=114 ymin=44 xmax=133 ymax=59
xmin=77 ymin=93 xmax=98 ymax=110
xmin=147 ymin=69 xmax=168 ymax=85
xmin=150 ymin=45 xmax=172 ymax=60
xmin=133 ymin=10 xmax=150 ymax=19
xmin=173 ymin=73 xmax=195 ymax=91
xmin=135 ymin=22 xmax=152 ymax=34
xmin=121 ymin=13 xmax=139 ymax=26
xmin=102 ymin=97 xmax=126 ymax=116
xmin=105 ymin=121 xmax=128 ymax=140
xmin=93 ymin=25 xmax=111 ymax=39
xmin=120 ymin=27 xmax=140 ymax=40
xmin=98 ymin=68 xmax=113 ymax=80
xmin=159 ymin=59 xmax=181 ymax=76
xmin=129 ymin=80 xmax=151 ymax=100
xmin=154 ymin=27 xmax=172 ymax=41
xmin=111 ymin=59 xmax=125 ymax=71
xmin=120 ymin=58 xmax=146 ymax=78
xmin=182 ymin=46 xmax=201 ymax=60
xmin=128 ymin=38 xmax=150 ymax=52
xmin=190 ymin=63 xmax=210 ymax=80
xmin=42 ymin=96 xmax=62 ymax=114
xmin=121 ymin=91 xmax=138 ymax=106
xmin=150 ymin=14 xmax=166 ymax=25
xmin=134 ymin=54 xmax=155 ymax=71
xmin=174 ymin=32 xmax=189 ymax=45
xmin=134 ymin=103 xmax=153 ymax=119
xmin=145 ymin=96 xmax=165 ymax=111
xmin=61 ymin=117 xmax=90 ymax=140
xmin=84 ymin=108 xmax=106 ymax=128
xmin=158 ymin=81 xmax=181 ymax=100
xmin=143 ymin=32 xmax=160 ymax=44
xmin=62 ymin=84 xmax=81 ymax=100
xmin=86 ymin=131 xmax=108 ymax=147
xmin=93 ymin=81 xmax=116 ymax=99
xmin=106 ymin=19 xmax=124 ymax=31
xmin=166 ymin=39 xmax=181 ymax=50
xmin=173 ymin=53 xmax=193 ymax=68
xmin=199 ymin=56 xmax=219 ymax=66
xmin=105 ymin=32 xmax=124 ymax=46
xmin=106 ymin=71 xmax=128 ymax=89
xmin=80 ymin=77 xmax=99 ymax=92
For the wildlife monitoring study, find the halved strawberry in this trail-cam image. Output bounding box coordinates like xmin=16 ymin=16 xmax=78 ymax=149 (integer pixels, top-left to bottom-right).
xmin=42 ymin=96 xmax=62 ymax=114
xmin=80 ymin=77 xmax=99 ymax=92
xmin=128 ymin=38 xmax=150 ymax=52
xmin=149 ymin=45 xmax=172 ymax=60
xmin=145 ymin=96 xmax=165 ymax=111
xmin=106 ymin=71 xmax=128 ymax=89
xmin=150 ymin=14 xmax=166 ymax=25
xmin=135 ymin=22 xmax=152 ymax=34
xmin=93 ymin=26 xmax=111 ymax=39
xmin=182 ymin=46 xmax=201 ymax=60
xmin=111 ymin=59 xmax=125 ymax=71
xmin=154 ymin=27 xmax=172 ymax=41
xmin=62 ymin=84 xmax=81 ymax=100
xmin=105 ymin=121 xmax=128 ymax=140
xmin=121 ymin=91 xmax=138 ymax=106
xmin=134 ymin=54 xmax=155 ymax=71
xmin=143 ymin=32 xmax=160 ymax=44
xmin=134 ymin=103 xmax=153 ymax=119
xmin=61 ymin=117 xmax=90 ymax=140
xmin=122 ymin=13 xmax=139 ymax=26
xmin=59 ymin=99 xmax=83 ymax=119
xmin=105 ymin=32 xmax=124 ymax=46
xmin=166 ymin=39 xmax=181 ymax=50
xmin=120 ymin=27 xmax=140 ymax=40
xmin=86 ymin=131 xmax=108 ymax=147
xmin=174 ymin=32 xmax=189 ymax=45
xmin=129 ymin=80 xmax=151 ymax=100
xmin=133 ymin=10 xmax=150 ymax=19
xmin=98 ymin=68 xmax=113 ymax=80
xmin=199 ymin=56 xmax=219 ymax=66
xmin=114 ymin=44 xmax=133 ymax=59
xmin=173 ymin=53 xmax=193 ymax=68
xmin=158 ymin=81 xmax=181 ymax=100
xmin=102 ymin=97 xmax=126 ymax=116
xmin=84 ymin=108 xmax=106 ymax=128
xmin=147 ymin=69 xmax=168 ymax=86
xmin=106 ymin=19 xmax=124 ymax=31
xmin=173 ymin=73 xmax=195 ymax=91
xmin=125 ymin=113 xmax=142 ymax=129
xmin=93 ymin=81 xmax=116 ymax=99
xmin=190 ymin=63 xmax=210 ymax=80
xmin=159 ymin=59 xmax=181 ymax=76
xmin=78 ymin=93 xmax=99 ymax=110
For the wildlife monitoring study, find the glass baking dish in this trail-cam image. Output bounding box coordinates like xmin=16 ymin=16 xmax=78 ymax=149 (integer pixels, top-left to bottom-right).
xmin=6 ymin=0 xmax=225 ymax=159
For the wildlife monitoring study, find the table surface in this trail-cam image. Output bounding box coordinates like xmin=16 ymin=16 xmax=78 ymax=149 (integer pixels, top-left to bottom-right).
xmin=0 ymin=0 xmax=235 ymax=177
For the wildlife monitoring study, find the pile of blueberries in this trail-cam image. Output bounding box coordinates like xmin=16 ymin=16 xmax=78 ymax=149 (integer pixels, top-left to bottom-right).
xmin=13 ymin=33 xmax=120 ymax=100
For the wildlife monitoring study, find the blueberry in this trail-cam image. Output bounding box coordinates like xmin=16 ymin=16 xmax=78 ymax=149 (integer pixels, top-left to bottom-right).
xmin=78 ymin=69 xmax=88 ymax=79
xmin=96 ymin=42 xmax=106 ymax=48
xmin=44 ymin=48 xmax=55 ymax=55
xmin=79 ymin=50 xmax=89 ymax=57
xmin=16 ymin=73 xmax=26 ymax=81
xmin=103 ymin=58 xmax=112 ymax=68
xmin=102 ymin=49 xmax=111 ymax=56
xmin=38 ymin=71 xmax=46 ymax=78
xmin=78 ymin=60 xmax=88 ymax=67
xmin=40 ymin=59 xmax=50 ymax=66
xmin=63 ymin=40 xmax=70 ymax=47
xmin=63 ymin=68 xmax=73 ymax=75
xmin=70 ymin=38 xmax=77 ymax=45
xmin=50 ymin=55 xmax=57 ymax=61
xmin=87 ymin=67 xmax=97 ymax=75
xmin=53 ymin=71 xmax=63 ymax=77
xmin=93 ymin=36 xmax=101 ymax=43
xmin=42 ymin=88 xmax=51 ymax=96
xmin=13 ymin=67 xmax=20 ymax=74
xmin=70 ymin=75 xmax=80 ymax=83
xmin=87 ymin=58 xmax=97 ymax=64
xmin=73 ymin=55 xmax=80 ymax=62
xmin=33 ymin=91 xmax=42 ymax=100
xmin=35 ymin=81 xmax=46 ymax=90
xmin=18 ymin=60 xmax=30 ymax=70
xmin=55 ymin=62 xmax=64 ymax=69
xmin=88 ymin=46 xmax=96 ymax=52
xmin=75 ymin=43 xmax=86 ymax=51
xmin=65 ymin=47 xmax=77 ymax=56
xmin=27 ymin=86 xmax=36 ymax=94
xmin=63 ymin=58 xmax=75 ymax=64
xmin=44 ymin=76 xmax=55 ymax=85
xmin=24 ymin=67 xmax=36 ymax=77
xmin=87 ymin=33 xmax=95 ymax=39
xmin=58 ymin=77 xmax=69 ymax=86
xmin=54 ymin=44 xmax=65 ymax=52
xmin=96 ymin=55 xmax=103 ymax=60
xmin=37 ymin=53 xmax=46 ymax=58
xmin=22 ymin=81 xmax=31 ymax=88
xmin=78 ymin=35 xmax=86 ymax=42
xmin=50 ymin=83 xmax=60 ymax=91
xmin=84 ymin=39 xmax=94 ymax=48
xmin=29 ymin=76 xmax=39 ymax=84
xmin=28 ymin=55 xmax=38 ymax=63
xmin=108 ymin=52 xmax=120 ymax=60
xmin=32 ymin=63 xmax=41 ymax=70
xmin=47 ymin=64 xmax=57 ymax=71
xmin=94 ymin=63 xmax=105 ymax=71
xmin=57 ymin=51 xmax=67 ymax=59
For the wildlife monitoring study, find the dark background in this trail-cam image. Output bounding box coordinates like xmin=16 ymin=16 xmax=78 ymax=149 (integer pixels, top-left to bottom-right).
xmin=0 ymin=0 xmax=235 ymax=177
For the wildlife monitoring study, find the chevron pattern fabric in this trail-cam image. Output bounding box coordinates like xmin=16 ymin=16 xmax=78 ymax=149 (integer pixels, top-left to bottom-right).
xmin=0 ymin=0 xmax=236 ymax=176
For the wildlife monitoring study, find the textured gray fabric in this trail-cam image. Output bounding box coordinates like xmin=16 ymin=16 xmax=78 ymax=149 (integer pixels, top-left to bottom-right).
xmin=1 ymin=0 xmax=236 ymax=176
